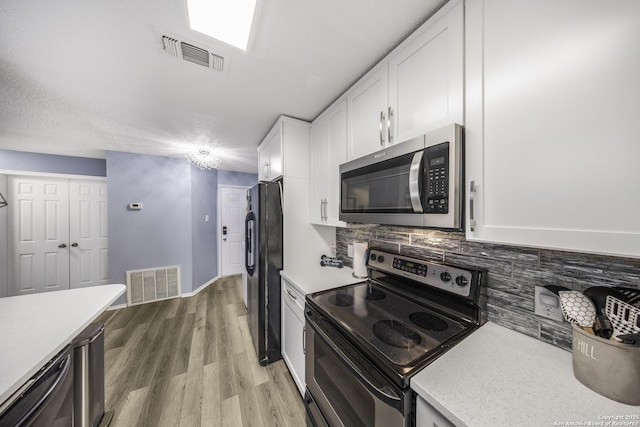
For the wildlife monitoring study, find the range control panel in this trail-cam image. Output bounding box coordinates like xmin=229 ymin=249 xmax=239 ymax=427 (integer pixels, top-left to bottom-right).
xmin=367 ymin=249 xmax=474 ymax=298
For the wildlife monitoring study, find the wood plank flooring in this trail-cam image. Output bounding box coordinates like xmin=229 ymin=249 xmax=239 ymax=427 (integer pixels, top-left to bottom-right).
xmin=96 ymin=276 xmax=306 ymax=427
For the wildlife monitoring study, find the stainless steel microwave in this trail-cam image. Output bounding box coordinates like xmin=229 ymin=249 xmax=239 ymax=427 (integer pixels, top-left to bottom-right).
xmin=339 ymin=123 xmax=463 ymax=229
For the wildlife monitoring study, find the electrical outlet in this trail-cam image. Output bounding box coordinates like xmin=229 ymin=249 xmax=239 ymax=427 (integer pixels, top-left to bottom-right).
xmin=534 ymin=285 xmax=564 ymax=322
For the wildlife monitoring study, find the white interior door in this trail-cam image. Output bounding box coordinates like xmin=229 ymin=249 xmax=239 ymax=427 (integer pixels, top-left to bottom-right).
xmin=8 ymin=176 xmax=70 ymax=295
xmin=69 ymin=180 xmax=109 ymax=288
xmin=220 ymin=186 xmax=248 ymax=277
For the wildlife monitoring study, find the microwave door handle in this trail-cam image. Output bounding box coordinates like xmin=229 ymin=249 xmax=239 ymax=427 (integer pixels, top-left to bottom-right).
xmin=409 ymin=151 xmax=424 ymax=213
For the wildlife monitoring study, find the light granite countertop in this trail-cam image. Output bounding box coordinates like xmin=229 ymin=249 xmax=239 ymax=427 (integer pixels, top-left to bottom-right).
xmin=0 ymin=284 xmax=126 ymax=404
xmin=281 ymin=264 xmax=364 ymax=295
xmin=411 ymin=322 xmax=639 ymax=426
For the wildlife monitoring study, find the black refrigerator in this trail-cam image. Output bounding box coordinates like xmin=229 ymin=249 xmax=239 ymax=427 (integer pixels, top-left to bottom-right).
xmin=245 ymin=181 xmax=283 ymax=365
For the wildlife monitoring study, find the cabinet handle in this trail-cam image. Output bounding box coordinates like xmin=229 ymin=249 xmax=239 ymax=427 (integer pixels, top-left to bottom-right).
xmin=469 ymin=180 xmax=477 ymax=232
xmin=71 ymin=243 xmax=78 ymax=247
xmin=323 ymin=199 xmax=327 ymax=221
xmin=303 ymin=325 xmax=306 ymax=355
xmin=287 ymin=289 xmax=297 ymax=300
xmin=379 ymin=111 xmax=385 ymax=146
xmin=320 ymin=200 xmax=324 ymax=221
xmin=58 ymin=243 xmax=67 ymax=248
xmin=387 ymin=107 xmax=393 ymax=144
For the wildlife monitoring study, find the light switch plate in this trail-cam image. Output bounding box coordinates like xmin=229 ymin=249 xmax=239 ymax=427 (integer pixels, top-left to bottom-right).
xmin=534 ymin=285 xmax=564 ymax=322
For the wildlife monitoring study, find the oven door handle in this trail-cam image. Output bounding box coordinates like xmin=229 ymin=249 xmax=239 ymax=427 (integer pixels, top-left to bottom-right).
xmin=409 ymin=151 xmax=424 ymax=213
xmin=308 ymin=319 xmax=403 ymax=408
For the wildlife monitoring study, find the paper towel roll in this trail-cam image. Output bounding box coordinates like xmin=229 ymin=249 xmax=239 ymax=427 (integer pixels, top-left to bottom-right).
xmin=352 ymin=241 xmax=368 ymax=278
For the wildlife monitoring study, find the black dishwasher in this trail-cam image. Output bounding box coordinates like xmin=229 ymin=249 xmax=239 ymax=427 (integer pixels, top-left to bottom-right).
xmin=0 ymin=346 xmax=74 ymax=427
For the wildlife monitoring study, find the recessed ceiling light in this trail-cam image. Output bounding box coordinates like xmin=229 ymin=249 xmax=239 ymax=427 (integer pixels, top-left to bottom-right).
xmin=186 ymin=0 xmax=257 ymax=51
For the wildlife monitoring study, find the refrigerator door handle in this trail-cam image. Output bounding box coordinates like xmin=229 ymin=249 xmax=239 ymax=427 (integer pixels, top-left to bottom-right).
xmin=245 ymin=211 xmax=256 ymax=276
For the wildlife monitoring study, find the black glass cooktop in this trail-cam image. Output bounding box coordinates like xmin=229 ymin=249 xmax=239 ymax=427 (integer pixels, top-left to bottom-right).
xmin=310 ymin=281 xmax=465 ymax=366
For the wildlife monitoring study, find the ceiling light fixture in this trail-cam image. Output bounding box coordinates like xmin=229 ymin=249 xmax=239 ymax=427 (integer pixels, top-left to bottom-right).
xmin=186 ymin=0 xmax=258 ymax=51
xmin=186 ymin=147 xmax=222 ymax=170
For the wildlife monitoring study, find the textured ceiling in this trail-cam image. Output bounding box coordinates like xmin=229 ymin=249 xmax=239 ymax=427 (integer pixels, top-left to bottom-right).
xmin=0 ymin=0 xmax=447 ymax=173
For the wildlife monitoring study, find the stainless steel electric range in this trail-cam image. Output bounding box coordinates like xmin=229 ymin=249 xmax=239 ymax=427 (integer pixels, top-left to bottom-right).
xmin=304 ymin=248 xmax=483 ymax=427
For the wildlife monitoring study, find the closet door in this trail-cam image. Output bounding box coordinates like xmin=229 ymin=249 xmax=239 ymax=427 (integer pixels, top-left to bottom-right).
xmin=8 ymin=177 xmax=70 ymax=295
xmin=69 ymin=180 xmax=109 ymax=288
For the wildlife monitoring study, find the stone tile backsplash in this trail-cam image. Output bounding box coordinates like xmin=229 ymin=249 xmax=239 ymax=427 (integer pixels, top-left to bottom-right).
xmin=336 ymin=226 xmax=640 ymax=351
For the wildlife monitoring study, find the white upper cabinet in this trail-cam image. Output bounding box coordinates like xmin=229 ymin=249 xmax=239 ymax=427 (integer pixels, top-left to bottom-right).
xmin=346 ymin=66 xmax=389 ymax=160
xmin=465 ymin=0 xmax=640 ymax=257
xmin=310 ymin=98 xmax=347 ymax=226
xmin=388 ymin=0 xmax=464 ymax=143
xmin=257 ymin=124 xmax=282 ymax=181
xmin=345 ymin=0 xmax=464 ymax=161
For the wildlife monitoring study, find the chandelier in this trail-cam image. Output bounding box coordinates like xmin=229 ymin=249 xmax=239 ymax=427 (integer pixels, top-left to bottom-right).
xmin=186 ymin=147 xmax=222 ymax=170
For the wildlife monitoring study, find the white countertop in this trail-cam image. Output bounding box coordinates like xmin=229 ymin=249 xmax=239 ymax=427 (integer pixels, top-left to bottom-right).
xmin=411 ymin=322 xmax=639 ymax=426
xmin=0 ymin=284 xmax=126 ymax=404
xmin=281 ymin=264 xmax=364 ymax=295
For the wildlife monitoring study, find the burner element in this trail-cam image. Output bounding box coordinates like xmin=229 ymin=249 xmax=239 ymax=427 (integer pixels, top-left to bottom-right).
xmin=328 ymin=293 xmax=354 ymax=307
xmin=364 ymin=286 xmax=386 ymax=301
xmin=409 ymin=312 xmax=448 ymax=332
xmin=373 ymin=320 xmax=422 ymax=349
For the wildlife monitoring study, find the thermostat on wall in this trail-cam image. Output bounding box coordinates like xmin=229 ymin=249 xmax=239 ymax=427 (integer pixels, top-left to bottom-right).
xmin=128 ymin=203 xmax=143 ymax=210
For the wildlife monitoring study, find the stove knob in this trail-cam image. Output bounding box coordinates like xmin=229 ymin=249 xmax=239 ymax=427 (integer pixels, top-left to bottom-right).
xmin=440 ymin=272 xmax=451 ymax=282
xmin=378 ymin=255 xmax=384 ymax=263
xmin=455 ymin=275 xmax=469 ymax=287
xmin=370 ymin=253 xmax=377 ymax=261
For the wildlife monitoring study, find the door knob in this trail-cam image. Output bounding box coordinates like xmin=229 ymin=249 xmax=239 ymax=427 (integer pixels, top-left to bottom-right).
xmin=58 ymin=243 xmax=67 ymax=248
xmin=71 ymin=243 xmax=78 ymax=247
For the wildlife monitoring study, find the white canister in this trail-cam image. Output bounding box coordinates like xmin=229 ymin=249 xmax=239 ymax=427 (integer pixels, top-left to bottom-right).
xmin=352 ymin=241 xmax=368 ymax=278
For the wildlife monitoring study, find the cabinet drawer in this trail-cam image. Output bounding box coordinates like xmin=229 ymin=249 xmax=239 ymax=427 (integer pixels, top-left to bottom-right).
xmin=283 ymin=280 xmax=305 ymax=312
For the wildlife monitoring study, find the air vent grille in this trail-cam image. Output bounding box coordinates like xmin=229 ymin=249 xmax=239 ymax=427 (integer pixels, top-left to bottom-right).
xmin=160 ymin=34 xmax=226 ymax=73
xmin=181 ymin=42 xmax=210 ymax=67
xmin=161 ymin=36 xmax=180 ymax=58
xmin=126 ymin=265 xmax=181 ymax=306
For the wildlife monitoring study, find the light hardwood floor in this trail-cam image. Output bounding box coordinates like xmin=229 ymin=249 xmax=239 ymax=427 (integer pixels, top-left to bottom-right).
xmin=96 ymin=276 xmax=306 ymax=427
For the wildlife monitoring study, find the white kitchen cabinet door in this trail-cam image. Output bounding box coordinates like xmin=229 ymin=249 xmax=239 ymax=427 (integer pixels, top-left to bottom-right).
xmin=257 ymin=141 xmax=270 ymax=181
xmin=465 ymin=0 xmax=640 ymax=257
xmin=257 ymin=124 xmax=283 ymax=182
xmin=310 ymin=119 xmax=329 ymax=224
xmin=281 ymin=278 xmax=305 ymax=396
xmin=388 ymin=0 xmax=463 ymax=144
xmin=310 ymin=99 xmax=347 ymax=226
xmin=346 ymin=66 xmax=389 ymax=160
xmin=267 ymin=127 xmax=283 ymax=180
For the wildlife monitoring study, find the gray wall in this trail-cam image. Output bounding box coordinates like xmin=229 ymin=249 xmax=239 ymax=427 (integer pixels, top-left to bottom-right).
xmin=337 ymin=226 xmax=640 ymax=351
xmin=191 ymin=167 xmax=219 ymax=288
xmin=106 ymin=151 xmax=193 ymax=300
xmin=0 ymin=149 xmax=106 ymax=176
xmin=219 ymin=170 xmax=258 ymax=187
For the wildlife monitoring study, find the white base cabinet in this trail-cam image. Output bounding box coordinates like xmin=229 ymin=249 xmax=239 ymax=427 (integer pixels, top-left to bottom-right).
xmin=281 ymin=277 xmax=305 ymax=397
xmin=416 ymin=396 xmax=455 ymax=427
xmin=465 ymin=0 xmax=640 ymax=257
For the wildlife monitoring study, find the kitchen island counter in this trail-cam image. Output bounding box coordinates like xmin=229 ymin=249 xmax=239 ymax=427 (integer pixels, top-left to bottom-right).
xmin=0 ymin=284 xmax=125 ymax=404
xmin=411 ymin=321 xmax=638 ymax=426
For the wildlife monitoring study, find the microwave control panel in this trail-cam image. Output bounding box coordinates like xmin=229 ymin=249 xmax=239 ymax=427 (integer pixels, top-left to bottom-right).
xmin=424 ymin=141 xmax=449 ymax=213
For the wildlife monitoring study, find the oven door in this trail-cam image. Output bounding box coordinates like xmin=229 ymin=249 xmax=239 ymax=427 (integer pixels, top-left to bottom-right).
xmin=305 ymin=307 xmax=411 ymax=427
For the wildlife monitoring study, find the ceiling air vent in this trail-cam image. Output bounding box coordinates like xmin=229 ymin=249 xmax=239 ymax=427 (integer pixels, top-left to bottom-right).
xmin=160 ymin=35 xmax=226 ymax=73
